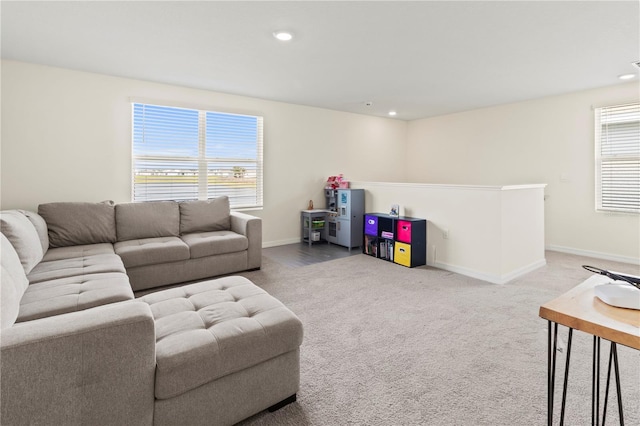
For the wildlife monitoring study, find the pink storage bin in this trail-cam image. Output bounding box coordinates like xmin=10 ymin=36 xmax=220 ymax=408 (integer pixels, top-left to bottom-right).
xmin=396 ymin=220 xmax=412 ymax=243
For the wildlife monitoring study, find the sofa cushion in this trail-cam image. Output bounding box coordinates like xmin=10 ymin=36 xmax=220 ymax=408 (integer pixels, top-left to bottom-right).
xmin=1 ymin=211 xmax=44 ymax=274
xmin=114 ymin=237 xmax=190 ymax=268
xmin=179 ymin=197 xmax=230 ymax=234
xmin=27 ymin=254 xmax=126 ymax=284
xmin=18 ymin=210 xmax=49 ymax=254
xmin=17 ymin=272 xmax=134 ymax=322
xmin=38 ymin=201 xmax=117 ymax=248
xmin=139 ymin=276 xmax=304 ymax=400
xmin=180 ymin=231 xmax=248 ymax=259
xmin=1 ymin=234 xmax=30 ymax=329
xmin=42 ymin=243 xmax=115 ymax=262
xmin=116 ymin=202 xmax=179 ymax=241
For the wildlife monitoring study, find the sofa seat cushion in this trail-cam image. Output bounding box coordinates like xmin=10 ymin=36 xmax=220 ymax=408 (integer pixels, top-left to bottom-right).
xmin=17 ymin=272 xmax=134 ymax=322
xmin=42 ymin=243 xmax=115 ymax=262
xmin=180 ymin=231 xmax=248 ymax=259
xmin=139 ymin=276 xmax=303 ymax=400
xmin=27 ymin=254 xmax=126 ymax=284
xmin=114 ymin=237 xmax=190 ymax=268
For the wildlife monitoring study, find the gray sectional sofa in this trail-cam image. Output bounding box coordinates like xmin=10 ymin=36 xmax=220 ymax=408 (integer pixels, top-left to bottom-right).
xmin=39 ymin=197 xmax=263 ymax=290
xmin=0 ymin=199 xmax=304 ymax=425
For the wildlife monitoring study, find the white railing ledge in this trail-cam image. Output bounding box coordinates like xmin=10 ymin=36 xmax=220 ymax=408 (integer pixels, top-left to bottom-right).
xmin=350 ymin=181 xmax=547 ymax=191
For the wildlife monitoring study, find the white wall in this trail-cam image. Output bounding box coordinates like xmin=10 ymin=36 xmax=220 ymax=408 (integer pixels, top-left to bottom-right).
xmin=406 ymin=83 xmax=640 ymax=264
xmin=0 ymin=60 xmax=408 ymax=246
xmin=2 ymin=60 xmax=638 ymax=264
xmin=351 ymin=181 xmax=546 ymax=283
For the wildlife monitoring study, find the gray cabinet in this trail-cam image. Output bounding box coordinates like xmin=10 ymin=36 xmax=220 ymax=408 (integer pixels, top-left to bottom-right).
xmin=326 ymin=189 xmax=364 ymax=250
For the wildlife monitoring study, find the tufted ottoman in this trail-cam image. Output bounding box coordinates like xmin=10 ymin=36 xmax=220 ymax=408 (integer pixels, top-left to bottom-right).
xmin=138 ymin=276 xmax=303 ymax=426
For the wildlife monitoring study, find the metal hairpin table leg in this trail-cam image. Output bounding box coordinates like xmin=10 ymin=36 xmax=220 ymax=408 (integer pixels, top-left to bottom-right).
xmin=592 ymin=336 xmax=601 ymax=426
xmin=548 ymin=321 xmax=559 ymax=426
xmin=609 ymin=342 xmax=624 ymax=426
xmin=612 ymin=343 xmax=624 ymax=425
xmin=602 ymin=341 xmax=625 ymax=426
xmin=559 ymin=328 xmax=573 ymax=426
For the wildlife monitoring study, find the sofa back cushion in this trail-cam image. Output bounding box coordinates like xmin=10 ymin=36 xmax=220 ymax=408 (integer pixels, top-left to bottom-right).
xmin=179 ymin=197 xmax=231 ymax=234
xmin=1 ymin=233 xmax=29 ymax=329
xmin=19 ymin=210 xmax=49 ymax=254
xmin=0 ymin=211 xmax=44 ymax=274
xmin=38 ymin=201 xmax=117 ymax=248
xmin=116 ymin=201 xmax=179 ymax=241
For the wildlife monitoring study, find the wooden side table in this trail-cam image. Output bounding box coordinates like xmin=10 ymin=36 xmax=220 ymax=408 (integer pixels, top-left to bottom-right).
xmin=539 ymin=275 xmax=640 ymax=425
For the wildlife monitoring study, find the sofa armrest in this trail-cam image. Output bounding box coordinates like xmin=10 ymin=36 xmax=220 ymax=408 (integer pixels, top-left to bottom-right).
xmin=230 ymin=211 xmax=262 ymax=269
xmin=1 ymin=301 xmax=155 ymax=426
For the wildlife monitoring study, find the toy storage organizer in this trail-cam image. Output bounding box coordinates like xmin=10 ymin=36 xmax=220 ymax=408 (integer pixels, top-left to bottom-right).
xmin=363 ymin=213 xmax=427 ymax=268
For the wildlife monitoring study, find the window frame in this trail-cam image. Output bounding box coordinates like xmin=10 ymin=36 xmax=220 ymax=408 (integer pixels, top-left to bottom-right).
xmin=131 ymin=102 xmax=263 ymax=209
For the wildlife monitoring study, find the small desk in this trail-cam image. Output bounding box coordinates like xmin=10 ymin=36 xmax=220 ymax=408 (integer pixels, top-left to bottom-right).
xmin=539 ymin=275 xmax=640 ymax=425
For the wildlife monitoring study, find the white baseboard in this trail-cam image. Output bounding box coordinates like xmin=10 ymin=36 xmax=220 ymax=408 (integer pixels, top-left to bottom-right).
xmin=429 ymin=258 xmax=547 ymax=285
xmin=500 ymin=259 xmax=548 ymax=283
xmin=546 ymin=245 xmax=640 ymax=266
xmin=262 ymin=238 xmax=301 ymax=248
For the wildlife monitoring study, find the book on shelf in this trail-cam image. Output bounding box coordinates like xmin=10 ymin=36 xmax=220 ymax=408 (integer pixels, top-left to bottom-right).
xmin=380 ymin=240 xmax=387 ymax=260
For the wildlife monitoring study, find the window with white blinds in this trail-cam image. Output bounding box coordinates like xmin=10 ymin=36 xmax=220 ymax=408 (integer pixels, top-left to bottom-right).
xmin=132 ymin=103 xmax=263 ymax=208
xmin=594 ymin=103 xmax=640 ymax=213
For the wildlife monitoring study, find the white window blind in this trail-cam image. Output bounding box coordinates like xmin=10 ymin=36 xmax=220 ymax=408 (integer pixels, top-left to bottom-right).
xmin=132 ymin=103 xmax=263 ymax=208
xmin=595 ymin=103 xmax=640 ymax=213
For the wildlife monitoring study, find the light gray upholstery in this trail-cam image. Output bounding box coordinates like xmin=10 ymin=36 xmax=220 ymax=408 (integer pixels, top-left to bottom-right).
xmin=116 ymin=201 xmax=180 ymax=241
xmin=38 ymin=201 xmax=117 ymax=247
xmin=18 ymin=272 xmax=134 ymax=322
xmin=1 ymin=302 xmax=156 ymax=426
xmin=231 ymin=211 xmax=262 ymax=270
xmin=1 ymin=234 xmax=29 ymax=329
xmin=19 ymin=210 xmax=49 ymax=254
xmin=0 ymin=201 xmax=281 ymax=426
xmin=139 ymin=276 xmax=303 ymax=400
xmin=126 ymin=252 xmax=248 ymax=291
xmin=181 ymin=230 xmax=248 ymax=259
xmin=1 ymin=211 xmax=44 ymax=274
xmin=179 ymin=197 xmax=230 ymax=234
xmin=19 ymin=202 xmax=262 ymax=291
xmin=154 ymin=349 xmax=300 ymax=426
xmin=114 ymin=237 xmax=190 ymax=268
xmin=27 ymin=254 xmax=126 ymax=284
xmin=43 ymin=243 xmax=115 ymax=262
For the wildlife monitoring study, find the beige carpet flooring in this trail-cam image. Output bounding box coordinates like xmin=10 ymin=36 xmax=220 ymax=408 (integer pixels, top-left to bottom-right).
xmin=233 ymin=251 xmax=639 ymax=425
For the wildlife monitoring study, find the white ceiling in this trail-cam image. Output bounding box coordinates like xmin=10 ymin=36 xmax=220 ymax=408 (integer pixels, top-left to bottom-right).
xmin=2 ymin=1 xmax=639 ymax=121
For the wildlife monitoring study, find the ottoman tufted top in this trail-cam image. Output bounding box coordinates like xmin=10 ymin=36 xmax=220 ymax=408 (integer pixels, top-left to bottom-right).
xmin=139 ymin=276 xmax=303 ymax=400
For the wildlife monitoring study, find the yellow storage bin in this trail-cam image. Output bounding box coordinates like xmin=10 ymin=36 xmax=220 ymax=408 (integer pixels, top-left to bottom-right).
xmin=394 ymin=242 xmax=411 ymax=267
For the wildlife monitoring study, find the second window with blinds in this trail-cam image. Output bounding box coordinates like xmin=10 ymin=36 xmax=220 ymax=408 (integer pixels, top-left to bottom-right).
xmin=132 ymin=102 xmax=263 ymax=209
xmin=594 ymin=103 xmax=640 ymax=213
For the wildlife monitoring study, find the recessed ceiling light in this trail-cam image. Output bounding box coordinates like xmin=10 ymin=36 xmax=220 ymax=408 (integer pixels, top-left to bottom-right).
xmin=618 ymin=73 xmax=636 ymax=80
xmin=388 ymin=111 xmax=397 ymax=116
xmin=273 ymin=31 xmax=293 ymax=41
